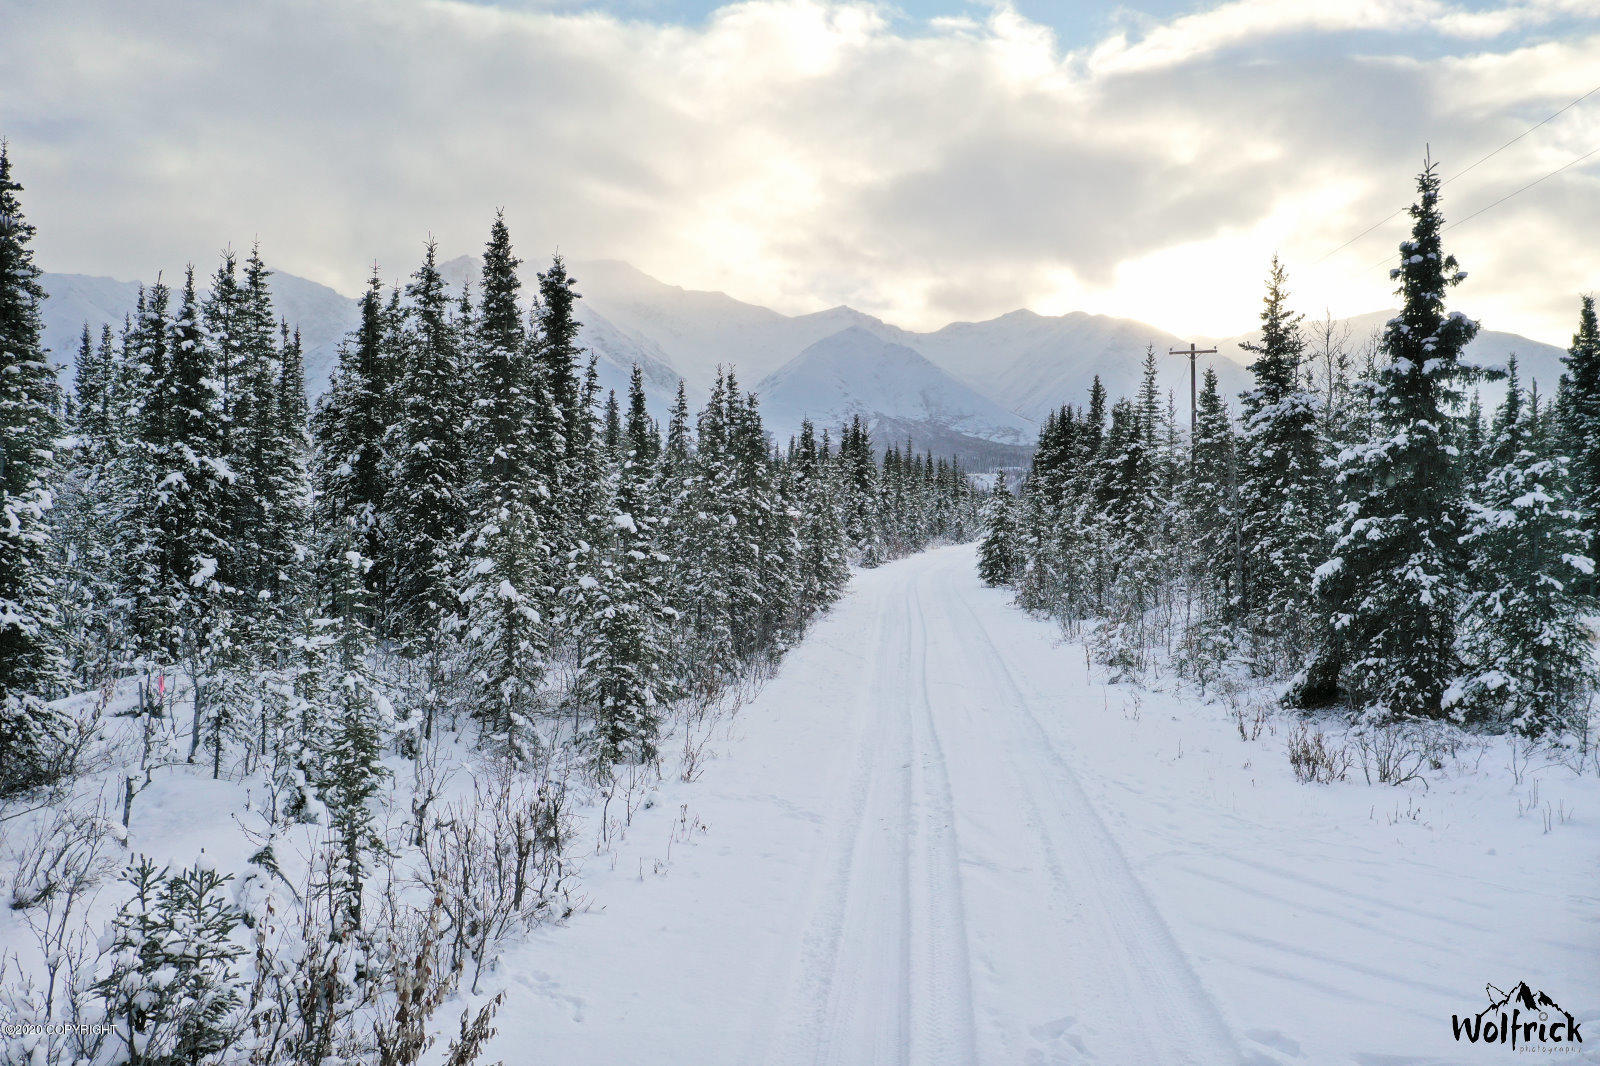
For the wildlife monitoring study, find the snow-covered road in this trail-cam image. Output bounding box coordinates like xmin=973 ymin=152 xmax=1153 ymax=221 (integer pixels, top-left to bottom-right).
xmin=480 ymin=544 xmax=1600 ymax=1065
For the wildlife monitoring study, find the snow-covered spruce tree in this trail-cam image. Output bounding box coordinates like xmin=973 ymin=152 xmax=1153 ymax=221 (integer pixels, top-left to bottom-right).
xmin=1461 ymin=389 xmax=1486 ymax=489
xmin=577 ymin=365 xmax=669 ymax=770
xmin=1458 ymin=355 xmax=1596 ymax=737
xmin=534 ymin=254 xmax=584 ymax=558
xmin=311 ymin=267 xmax=397 ymax=626
xmin=560 ymin=356 xmax=612 ymax=676
xmin=1558 ymin=294 xmax=1600 ymax=596
xmin=228 ymin=247 xmax=288 ymax=633
xmin=164 ymin=269 xmax=239 ymax=774
xmin=96 ymin=857 xmax=182 ymax=1064
xmin=724 ymin=382 xmax=782 ymax=657
xmin=793 ymin=418 xmax=850 ymax=614
xmin=457 ymin=213 xmax=550 ymax=764
xmin=384 ymin=240 xmax=473 ymax=639
xmin=160 ymin=862 xmax=247 ymax=1063
xmin=0 ymin=144 xmax=68 ymax=795
xmin=54 ymin=324 xmax=122 ymax=688
xmin=201 ymin=251 xmax=249 ymax=602
xmin=115 ymin=282 xmax=177 ymax=668
xmin=760 ymin=425 xmax=806 ymax=651
xmin=1310 ymin=160 xmax=1479 ymax=719
xmin=1236 ymin=257 xmax=1324 ymax=664
xmin=1183 ymin=367 xmax=1242 ymax=622
xmin=602 ymin=389 xmax=623 ymax=461
xmin=840 ymin=416 xmax=885 ymax=566
xmin=977 ymin=471 xmax=1020 ymax=587
xmin=253 ymin=321 xmax=311 ymax=648
xmin=306 ymin=545 xmax=391 ymax=937
xmin=671 ymin=370 xmax=745 ymax=691
xmin=653 ymin=380 xmax=698 ymax=679
xmin=72 ymin=322 xmax=115 ymax=460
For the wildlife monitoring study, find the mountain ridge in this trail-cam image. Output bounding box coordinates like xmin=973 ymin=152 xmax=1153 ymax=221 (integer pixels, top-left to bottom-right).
xmin=38 ymin=259 xmax=1572 ymax=470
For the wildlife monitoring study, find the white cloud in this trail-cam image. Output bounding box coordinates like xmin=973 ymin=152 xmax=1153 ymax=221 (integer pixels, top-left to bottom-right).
xmin=2 ymin=0 xmax=1596 ymax=343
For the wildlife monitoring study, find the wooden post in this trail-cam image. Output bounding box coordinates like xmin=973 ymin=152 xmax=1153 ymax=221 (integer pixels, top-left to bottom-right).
xmin=1168 ymin=342 xmax=1218 ymax=443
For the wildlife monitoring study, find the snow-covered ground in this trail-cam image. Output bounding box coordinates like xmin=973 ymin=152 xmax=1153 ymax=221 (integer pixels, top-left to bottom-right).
xmin=4 ymin=544 xmax=1595 ymax=1064
xmin=473 ymin=544 xmax=1600 ymax=1065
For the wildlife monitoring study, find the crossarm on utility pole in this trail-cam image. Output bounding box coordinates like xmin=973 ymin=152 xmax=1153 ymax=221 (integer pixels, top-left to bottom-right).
xmin=1167 ymin=342 xmax=1218 ymax=444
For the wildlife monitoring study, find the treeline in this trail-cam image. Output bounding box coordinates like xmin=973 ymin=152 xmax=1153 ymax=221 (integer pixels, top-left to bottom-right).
xmin=980 ymin=161 xmax=1598 ymax=740
xmin=0 ymin=144 xmax=985 ymax=1064
xmin=2 ymin=163 xmax=984 ymax=799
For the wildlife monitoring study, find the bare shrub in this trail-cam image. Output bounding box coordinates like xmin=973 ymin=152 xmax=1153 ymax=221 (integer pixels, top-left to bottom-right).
xmin=1354 ymin=723 xmax=1433 ymax=788
xmin=242 ymin=843 xmax=370 ymax=1065
xmin=0 ymin=837 xmax=107 ymax=1066
xmin=6 ymin=798 xmax=119 ymax=911
xmin=417 ymin=768 xmax=574 ymax=993
xmin=1233 ymin=701 xmax=1270 ymax=742
xmin=1287 ymin=724 xmax=1352 ymax=784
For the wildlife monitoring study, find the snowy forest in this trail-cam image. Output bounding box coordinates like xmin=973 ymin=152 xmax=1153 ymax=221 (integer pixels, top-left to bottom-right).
xmin=979 ymin=162 xmax=1599 ymax=753
xmin=0 ymin=145 xmax=983 ymax=1064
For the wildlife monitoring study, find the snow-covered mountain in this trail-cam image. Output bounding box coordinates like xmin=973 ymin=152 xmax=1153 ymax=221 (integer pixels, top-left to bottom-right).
xmin=436 ymin=255 xmax=684 ymax=417
xmin=1209 ymin=309 xmax=1570 ymax=398
xmin=756 ymin=326 xmax=1037 ymax=466
xmin=40 ymin=271 xmax=361 ymax=397
xmin=40 ymin=263 xmax=685 ymax=417
xmin=40 ymin=259 xmax=1572 ymax=468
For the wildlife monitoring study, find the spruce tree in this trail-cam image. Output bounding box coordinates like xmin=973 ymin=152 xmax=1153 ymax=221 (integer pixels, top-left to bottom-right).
xmin=165 ymin=269 xmax=237 ymax=772
xmin=311 ymin=267 xmax=395 ymax=621
xmin=97 ymin=857 xmax=182 ymax=1063
xmin=0 ymin=144 xmax=67 ymax=792
xmin=1559 ymin=295 xmax=1600 ymax=596
xmin=1236 ymin=257 xmax=1323 ymax=660
xmin=457 ymin=214 xmax=550 ymax=762
xmin=305 ymin=545 xmax=390 ymax=933
xmin=1459 ymin=356 xmax=1596 ymax=737
xmin=579 ymin=367 xmax=669 ymax=769
xmin=384 ymin=241 xmax=473 ymax=637
xmin=162 ymin=862 xmax=246 ymax=1063
xmin=977 ymin=471 xmax=1020 ymax=586
xmin=534 ymin=254 xmax=584 ymax=552
xmin=1183 ymin=366 xmax=1241 ymax=619
xmin=1312 ymin=160 xmax=1478 ymax=720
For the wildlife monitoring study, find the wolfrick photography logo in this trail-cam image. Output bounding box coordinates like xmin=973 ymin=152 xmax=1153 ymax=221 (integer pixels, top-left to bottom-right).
xmin=1452 ymin=981 xmax=1583 ymax=1051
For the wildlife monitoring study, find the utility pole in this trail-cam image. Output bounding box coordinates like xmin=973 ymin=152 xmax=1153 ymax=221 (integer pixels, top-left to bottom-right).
xmin=1168 ymin=342 xmax=1217 ymax=441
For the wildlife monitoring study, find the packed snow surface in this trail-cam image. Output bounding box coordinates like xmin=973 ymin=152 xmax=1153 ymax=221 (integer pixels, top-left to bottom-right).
xmin=477 ymin=545 xmax=1600 ymax=1065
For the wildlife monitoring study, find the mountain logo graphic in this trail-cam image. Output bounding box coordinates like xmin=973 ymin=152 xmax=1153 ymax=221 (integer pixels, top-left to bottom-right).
xmin=1451 ymin=981 xmax=1583 ymax=1048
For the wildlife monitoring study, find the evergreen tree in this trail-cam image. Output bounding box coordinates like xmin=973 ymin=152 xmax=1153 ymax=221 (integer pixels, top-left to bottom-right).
xmin=164 ymin=269 xmax=237 ymax=772
xmin=384 ymin=241 xmax=473 ymax=637
xmin=457 ymin=214 xmax=550 ymax=762
xmin=1235 ymin=257 xmax=1323 ymax=660
xmin=162 ymin=862 xmax=246 ymax=1063
xmin=0 ymin=144 xmax=67 ymax=792
xmin=1559 ymin=295 xmax=1600 ymax=595
xmin=97 ymin=857 xmax=182 ymax=1064
xmin=1459 ymin=356 xmax=1596 ymax=737
xmin=1311 ymin=160 xmax=1479 ymax=720
xmin=305 ymin=545 xmax=390 ymax=933
xmin=1183 ymin=367 xmax=1241 ymax=619
xmin=311 ymin=267 xmax=396 ymax=620
xmin=977 ymin=471 xmax=1020 ymax=586
xmin=534 ymin=254 xmax=584 ymax=552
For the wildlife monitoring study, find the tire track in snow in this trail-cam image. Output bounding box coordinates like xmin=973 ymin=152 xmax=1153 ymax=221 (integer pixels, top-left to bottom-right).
xmin=932 ymin=552 xmax=1243 ymax=1065
xmin=763 ymin=579 xmax=912 ymax=1066
xmin=903 ymin=576 xmax=981 ymax=1064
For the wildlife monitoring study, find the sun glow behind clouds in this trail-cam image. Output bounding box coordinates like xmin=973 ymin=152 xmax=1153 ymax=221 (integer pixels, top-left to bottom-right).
xmin=1 ymin=0 xmax=1596 ymax=343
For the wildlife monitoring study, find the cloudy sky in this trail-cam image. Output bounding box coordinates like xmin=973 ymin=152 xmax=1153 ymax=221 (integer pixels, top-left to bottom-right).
xmin=4 ymin=0 xmax=1597 ymax=343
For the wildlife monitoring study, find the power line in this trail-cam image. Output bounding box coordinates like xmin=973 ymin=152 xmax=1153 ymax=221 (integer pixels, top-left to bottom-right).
xmin=1443 ymin=83 xmax=1599 ymax=186
xmin=1368 ymin=142 xmax=1600 ymax=271
xmin=1313 ymin=81 xmax=1600 ymax=265
xmin=1445 ymin=143 xmax=1600 ymax=232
